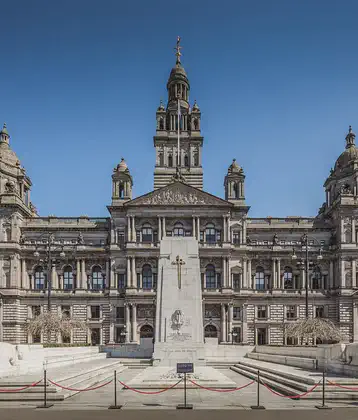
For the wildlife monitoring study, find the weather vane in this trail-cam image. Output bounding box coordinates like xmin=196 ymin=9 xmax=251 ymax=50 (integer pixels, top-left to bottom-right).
xmin=174 ymin=36 xmax=182 ymax=64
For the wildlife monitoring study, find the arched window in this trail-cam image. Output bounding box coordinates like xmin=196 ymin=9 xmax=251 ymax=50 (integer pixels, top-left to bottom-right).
xmin=159 ymin=152 xmax=164 ymax=166
xmin=234 ymin=183 xmax=239 ymax=199
xmin=119 ymin=184 xmax=124 ymax=198
xmin=168 ymin=154 xmax=173 ymax=167
xmin=34 ymin=266 xmax=45 ymax=290
xmin=142 ymin=223 xmax=153 ymax=243
xmin=184 ymin=154 xmax=189 ymax=167
xmin=255 ymin=267 xmax=265 ymax=290
xmin=204 ymin=324 xmax=218 ymax=338
xmin=92 ymin=266 xmax=103 ymax=290
xmin=63 ymin=266 xmax=73 ymax=290
xmin=4 ymin=227 xmax=11 ymax=242
xmin=159 ymin=118 xmax=164 ymax=130
xmin=173 ymin=222 xmax=184 ymax=237
xmin=142 ymin=265 xmax=153 ymax=290
xmin=140 ymin=324 xmax=154 ymax=338
xmin=193 ymin=119 xmax=198 ymax=130
xmin=205 ymin=223 xmax=216 ymax=244
xmin=312 ymin=266 xmax=321 ymax=290
xmin=193 ymin=152 xmax=199 ymax=166
xmin=205 ymin=265 xmax=216 ymax=289
xmin=283 ymin=267 xmax=293 ymax=289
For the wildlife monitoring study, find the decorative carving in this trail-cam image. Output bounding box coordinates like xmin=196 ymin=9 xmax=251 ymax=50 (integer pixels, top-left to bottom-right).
xmin=272 ymin=233 xmax=279 ymax=245
xmin=77 ymin=232 xmax=84 ymax=245
xmin=131 ymin=184 xmax=228 ymax=206
xmin=4 ymin=181 xmax=15 ymax=193
xmin=136 ymin=257 xmax=157 ymax=268
xmin=171 ymin=309 xmax=184 ymax=332
xmin=341 ymin=184 xmax=352 ymax=195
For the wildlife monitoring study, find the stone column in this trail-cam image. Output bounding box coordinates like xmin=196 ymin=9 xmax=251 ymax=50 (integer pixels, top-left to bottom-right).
xmin=272 ymin=259 xmax=276 ymax=288
xmin=242 ymin=305 xmax=248 ymax=343
xmin=21 ymin=259 xmax=27 ymax=289
xmin=228 ymin=304 xmax=233 ymax=342
xmin=109 ymin=304 xmax=114 ymax=343
xmin=127 ymin=257 xmax=131 ymax=288
xmin=353 ymin=260 xmax=357 ymax=288
xmin=192 ymin=217 xmax=196 ymax=238
xmin=125 ymin=303 xmax=131 ymax=343
xmin=247 ymin=259 xmax=252 ymax=289
xmin=354 ymin=304 xmax=358 ymax=342
xmin=277 ymin=259 xmax=281 ymax=289
xmin=76 ymin=260 xmax=81 ymax=289
xmin=243 ymin=220 xmax=247 ymax=243
xmin=223 ymin=216 xmax=227 ymax=242
xmin=132 ymin=216 xmax=136 ymax=242
xmin=158 ymin=217 xmax=162 ymax=240
xmin=51 ymin=265 xmax=58 ymax=289
xmin=197 ymin=217 xmax=200 ymax=240
xmin=131 ymin=256 xmax=136 ymax=288
xmin=110 ymin=260 xmax=116 ymax=289
xmin=222 ymin=257 xmax=227 ymax=288
xmin=341 ymin=259 xmax=346 ymax=288
xmin=81 ymin=259 xmax=87 ymax=289
xmin=341 ymin=218 xmax=345 ymax=243
xmin=29 ymin=274 xmax=33 ymax=290
xmin=163 ymin=217 xmax=166 ymax=237
xmin=352 ymin=218 xmax=356 ymax=243
xmin=221 ymin=303 xmax=226 ymax=342
xmin=227 ymin=216 xmax=231 ymax=243
xmin=59 ymin=274 xmax=63 ymax=290
xmin=105 ymin=260 xmax=110 ymax=289
xmin=132 ymin=304 xmax=137 ymax=343
xmin=329 ymin=260 xmax=334 ymax=289
xmin=242 ymin=258 xmax=247 ymax=288
xmin=127 ymin=215 xmax=132 ymax=242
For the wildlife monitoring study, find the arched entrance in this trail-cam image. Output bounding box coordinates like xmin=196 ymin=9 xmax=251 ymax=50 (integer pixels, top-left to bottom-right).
xmin=139 ymin=324 xmax=154 ymax=357
xmin=204 ymin=324 xmax=218 ymax=338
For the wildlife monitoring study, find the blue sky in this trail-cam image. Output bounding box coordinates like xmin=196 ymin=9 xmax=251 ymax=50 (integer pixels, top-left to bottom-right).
xmin=1 ymin=0 xmax=357 ymax=217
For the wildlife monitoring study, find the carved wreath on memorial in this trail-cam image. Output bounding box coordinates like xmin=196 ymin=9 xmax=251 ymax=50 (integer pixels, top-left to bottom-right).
xmin=171 ymin=309 xmax=184 ymax=332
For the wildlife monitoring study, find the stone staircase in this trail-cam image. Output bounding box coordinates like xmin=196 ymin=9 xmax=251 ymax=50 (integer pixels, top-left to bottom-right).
xmin=231 ymin=359 xmax=358 ymax=400
xmin=116 ymin=358 xmax=152 ymax=369
xmin=0 ymin=359 xmax=126 ymax=401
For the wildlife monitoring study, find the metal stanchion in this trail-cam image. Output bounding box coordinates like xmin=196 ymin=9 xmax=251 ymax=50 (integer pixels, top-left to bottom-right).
xmin=315 ymin=370 xmax=331 ymax=410
xmin=109 ymin=370 xmax=122 ymax=409
xmin=36 ymin=366 xmax=53 ymax=409
xmin=177 ymin=372 xmax=193 ymax=409
xmin=250 ymin=370 xmax=265 ymax=409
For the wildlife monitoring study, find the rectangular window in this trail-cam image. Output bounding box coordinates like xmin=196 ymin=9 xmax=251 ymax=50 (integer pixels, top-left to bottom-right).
xmin=116 ymin=306 xmax=124 ymax=319
xmin=153 ymin=231 xmax=158 ymax=243
xmin=137 ymin=273 xmax=141 ymax=289
xmin=315 ymin=306 xmax=324 ymax=318
xmin=233 ymin=307 xmax=241 ymax=320
xmin=286 ymin=337 xmax=298 ymax=345
xmin=153 ymin=273 xmax=157 ymax=289
xmin=233 ymin=273 xmax=240 ymax=289
xmin=118 ymin=231 xmax=125 ymax=246
xmin=61 ymin=305 xmax=71 ymax=318
xmin=118 ymin=273 xmax=126 ymax=289
xmin=136 ymin=232 xmax=141 ymax=242
xmin=200 ymin=231 xmax=204 ymax=242
xmin=257 ymin=305 xmax=267 ymax=319
xmin=233 ymin=232 xmax=240 ymax=244
xmin=32 ymin=305 xmax=41 ymax=317
xmin=286 ymin=305 xmax=297 ymax=319
xmin=90 ymin=305 xmax=100 ymax=319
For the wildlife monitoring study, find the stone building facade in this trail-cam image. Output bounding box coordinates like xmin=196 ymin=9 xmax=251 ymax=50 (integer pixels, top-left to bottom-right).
xmin=1 ymin=44 xmax=358 ymax=348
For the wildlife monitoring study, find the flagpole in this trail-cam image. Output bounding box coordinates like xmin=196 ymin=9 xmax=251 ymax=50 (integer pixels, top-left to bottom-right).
xmin=177 ymin=97 xmax=180 ymax=168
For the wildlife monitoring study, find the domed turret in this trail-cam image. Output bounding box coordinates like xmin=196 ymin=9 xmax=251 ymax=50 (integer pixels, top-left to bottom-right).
xmin=112 ymin=158 xmax=133 ymax=202
xmin=224 ymin=159 xmax=245 ymax=203
xmin=334 ymin=126 xmax=358 ymax=171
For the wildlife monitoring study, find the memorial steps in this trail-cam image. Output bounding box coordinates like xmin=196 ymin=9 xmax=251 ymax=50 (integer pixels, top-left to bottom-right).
xmin=0 ymin=358 xmax=126 ymax=401
xmin=231 ymin=359 xmax=358 ymax=400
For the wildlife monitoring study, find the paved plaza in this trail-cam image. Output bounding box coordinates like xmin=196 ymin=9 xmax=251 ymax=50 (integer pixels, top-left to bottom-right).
xmin=0 ymin=368 xmax=358 ymax=410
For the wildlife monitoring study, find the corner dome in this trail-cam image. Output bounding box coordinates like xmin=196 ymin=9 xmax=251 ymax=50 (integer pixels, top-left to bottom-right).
xmin=228 ymin=159 xmax=242 ymax=174
xmin=334 ymin=126 xmax=358 ymax=171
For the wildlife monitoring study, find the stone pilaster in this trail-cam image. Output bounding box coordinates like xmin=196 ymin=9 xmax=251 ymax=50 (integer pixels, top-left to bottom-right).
xmin=352 ymin=260 xmax=357 ymax=288
xmin=81 ymin=259 xmax=87 ymax=289
xmin=125 ymin=303 xmax=131 ymax=343
xmin=221 ymin=303 xmax=227 ymax=343
xmin=132 ymin=303 xmax=137 ymax=343
xmin=272 ymin=258 xmax=276 ymax=288
xmin=247 ymin=259 xmax=252 ymax=289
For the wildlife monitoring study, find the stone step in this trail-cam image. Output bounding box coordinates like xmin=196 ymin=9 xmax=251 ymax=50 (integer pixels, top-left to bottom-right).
xmin=0 ymin=359 xmax=127 ymax=401
xmin=45 ymin=352 xmax=107 ymax=367
xmin=232 ymin=361 xmax=358 ymax=400
xmin=247 ymin=352 xmax=317 ymax=370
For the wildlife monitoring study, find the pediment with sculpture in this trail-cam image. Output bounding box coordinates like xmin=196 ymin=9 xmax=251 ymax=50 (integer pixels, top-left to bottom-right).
xmin=126 ymin=181 xmax=231 ymax=207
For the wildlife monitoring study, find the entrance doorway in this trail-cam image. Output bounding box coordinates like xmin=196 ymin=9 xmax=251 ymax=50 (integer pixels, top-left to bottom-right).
xmin=139 ymin=325 xmax=154 ymax=357
xmin=256 ymin=328 xmax=267 ymax=345
xmin=140 ymin=325 xmax=154 ymax=338
xmin=90 ymin=328 xmax=101 ymax=345
xmin=115 ymin=327 xmax=126 ymax=343
xmin=204 ymin=324 xmax=218 ymax=338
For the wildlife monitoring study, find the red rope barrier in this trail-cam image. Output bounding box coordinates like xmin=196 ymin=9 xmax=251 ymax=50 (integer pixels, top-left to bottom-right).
xmin=0 ymin=379 xmax=43 ymax=393
xmin=327 ymin=380 xmax=358 ymax=391
xmin=261 ymin=379 xmax=321 ymax=399
xmin=118 ymin=378 xmax=182 ymax=394
xmin=48 ymin=378 xmax=112 ymax=392
xmin=188 ymin=379 xmax=255 ymax=392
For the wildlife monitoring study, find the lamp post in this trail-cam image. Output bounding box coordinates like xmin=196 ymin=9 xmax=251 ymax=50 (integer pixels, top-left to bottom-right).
xmin=33 ymin=232 xmax=77 ymax=312
xmin=229 ymin=328 xmax=237 ymax=345
xmin=291 ymin=233 xmax=323 ymax=319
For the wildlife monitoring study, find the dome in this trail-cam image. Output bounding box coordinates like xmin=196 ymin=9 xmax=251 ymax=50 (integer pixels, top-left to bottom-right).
xmin=228 ymin=159 xmax=242 ymax=174
xmin=334 ymin=126 xmax=358 ymax=171
xmin=114 ymin=158 xmax=129 ymax=173
xmin=192 ymin=100 xmax=200 ymax=112
xmin=157 ymin=100 xmax=165 ymax=112
xmin=0 ymin=123 xmax=9 ymax=136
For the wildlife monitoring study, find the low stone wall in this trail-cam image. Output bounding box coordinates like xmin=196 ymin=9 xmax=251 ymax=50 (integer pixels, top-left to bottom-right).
xmin=255 ymin=345 xmax=318 ymax=358
xmin=205 ymin=343 xmax=253 ymax=361
xmin=248 ymin=351 xmax=317 ymax=370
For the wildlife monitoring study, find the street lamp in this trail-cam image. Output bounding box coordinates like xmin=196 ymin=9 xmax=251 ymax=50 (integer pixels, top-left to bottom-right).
xmin=229 ymin=328 xmax=238 ymax=345
xmin=291 ymin=233 xmax=323 ymax=319
xmin=33 ymin=232 xmax=72 ymax=312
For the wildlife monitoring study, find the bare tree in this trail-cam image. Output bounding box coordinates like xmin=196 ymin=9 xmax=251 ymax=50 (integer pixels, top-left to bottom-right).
xmin=285 ymin=318 xmax=344 ymax=344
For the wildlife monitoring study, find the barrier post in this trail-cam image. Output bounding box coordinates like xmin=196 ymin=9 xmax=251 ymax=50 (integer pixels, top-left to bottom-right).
xmin=109 ymin=370 xmax=122 ymax=409
xmin=36 ymin=368 xmax=53 ymax=409
xmin=315 ymin=370 xmax=331 ymax=410
xmin=176 ymin=363 xmax=193 ymax=409
xmin=250 ymin=370 xmax=265 ymax=409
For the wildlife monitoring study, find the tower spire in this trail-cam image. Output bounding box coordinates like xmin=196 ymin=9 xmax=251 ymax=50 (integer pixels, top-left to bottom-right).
xmin=174 ymin=36 xmax=182 ymax=65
